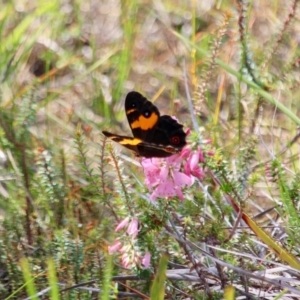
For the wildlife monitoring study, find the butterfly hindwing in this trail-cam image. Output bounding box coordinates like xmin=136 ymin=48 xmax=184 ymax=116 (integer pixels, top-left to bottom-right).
xmin=102 ymin=131 xmax=176 ymax=158
xmin=102 ymin=131 xmax=143 ymax=154
xmin=147 ymin=115 xmax=186 ymax=149
xmin=102 ymin=91 xmax=186 ymax=158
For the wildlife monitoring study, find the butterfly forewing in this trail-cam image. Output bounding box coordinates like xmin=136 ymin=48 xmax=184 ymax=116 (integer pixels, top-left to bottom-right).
xmin=125 ymin=91 xmax=160 ymax=141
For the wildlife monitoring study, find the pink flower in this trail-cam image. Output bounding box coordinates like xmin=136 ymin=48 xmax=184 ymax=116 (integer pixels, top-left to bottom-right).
xmin=121 ymin=252 xmax=130 ymax=268
xmin=114 ymin=217 xmax=139 ymax=238
xmin=141 ymin=146 xmax=206 ymax=201
xmin=141 ymin=251 xmax=151 ymax=268
xmin=108 ymin=240 xmax=122 ymax=254
xmin=108 ymin=217 xmax=150 ymax=269
xmin=109 ymin=238 xmax=152 ymax=269
xmin=184 ymin=147 xmax=205 ymax=180
xmin=127 ymin=217 xmax=139 ymax=238
xmin=115 ymin=217 xmax=130 ymax=231
xmin=141 ymin=125 xmax=207 ymax=200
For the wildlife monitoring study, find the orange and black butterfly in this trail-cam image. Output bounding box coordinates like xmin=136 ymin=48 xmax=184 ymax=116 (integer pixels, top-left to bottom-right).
xmin=102 ymin=91 xmax=186 ymax=158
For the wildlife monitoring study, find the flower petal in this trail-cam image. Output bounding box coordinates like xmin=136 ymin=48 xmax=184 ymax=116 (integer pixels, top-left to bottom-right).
xmin=189 ymin=152 xmax=199 ymax=170
xmin=174 ymin=186 xmax=184 ymax=200
xmin=150 ymin=179 xmax=177 ymax=200
xmin=143 ymin=159 xmax=161 ymax=187
xmin=115 ymin=217 xmax=130 ymax=231
xmin=142 ymin=251 xmax=151 ymax=268
xmin=172 ymin=171 xmax=194 ymax=187
xmin=108 ymin=240 xmax=122 ymax=254
xmin=166 ymin=153 xmax=182 ymax=166
xmin=127 ymin=217 xmax=139 ymax=238
xmin=191 ymin=165 xmax=204 ymax=180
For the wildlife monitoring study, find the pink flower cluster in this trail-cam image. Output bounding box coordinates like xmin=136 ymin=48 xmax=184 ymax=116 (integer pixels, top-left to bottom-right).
xmin=142 ymin=146 xmax=205 ymax=201
xmin=108 ymin=144 xmax=208 ymax=269
xmin=108 ymin=217 xmax=151 ymax=268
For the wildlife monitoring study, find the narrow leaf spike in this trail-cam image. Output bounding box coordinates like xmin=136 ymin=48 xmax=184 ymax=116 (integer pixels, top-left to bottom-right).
xmin=150 ymin=254 xmax=168 ymax=300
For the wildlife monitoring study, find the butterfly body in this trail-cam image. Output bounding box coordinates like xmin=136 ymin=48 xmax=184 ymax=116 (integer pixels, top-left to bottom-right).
xmin=102 ymin=91 xmax=186 ymax=158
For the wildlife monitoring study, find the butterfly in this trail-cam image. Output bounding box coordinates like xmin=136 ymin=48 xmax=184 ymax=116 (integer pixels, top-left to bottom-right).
xmin=102 ymin=91 xmax=186 ymax=158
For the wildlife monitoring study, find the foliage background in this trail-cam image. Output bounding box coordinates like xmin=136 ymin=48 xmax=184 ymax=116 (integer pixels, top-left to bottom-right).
xmin=1 ymin=0 xmax=300 ymax=299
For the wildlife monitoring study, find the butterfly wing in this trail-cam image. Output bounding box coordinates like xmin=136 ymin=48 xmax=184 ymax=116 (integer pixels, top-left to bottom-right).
xmin=102 ymin=131 xmax=143 ymax=155
xmin=125 ymin=91 xmax=160 ymax=141
xmin=102 ymin=131 xmax=174 ymax=157
xmin=103 ymin=91 xmax=186 ymax=158
xmin=125 ymin=92 xmax=186 ymax=150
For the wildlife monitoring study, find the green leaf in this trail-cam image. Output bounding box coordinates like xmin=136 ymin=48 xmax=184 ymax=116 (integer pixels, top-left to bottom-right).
xmin=150 ymin=254 xmax=168 ymax=300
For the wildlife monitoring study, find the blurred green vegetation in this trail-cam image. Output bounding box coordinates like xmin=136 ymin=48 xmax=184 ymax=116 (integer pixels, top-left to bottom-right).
xmin=1 ymin=0 xmax=300 ymax=299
